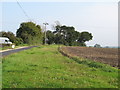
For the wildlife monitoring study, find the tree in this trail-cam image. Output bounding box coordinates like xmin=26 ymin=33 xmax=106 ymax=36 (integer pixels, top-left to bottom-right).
xmin=45 ymin=24 xmax=93 ymax=46
xmin=0 ymin=31 xmax=23 ymax=45
xmin=78 ymin=32 xmax=93 ymax=43
xmin=53 ymin=25 xmax=93 ymax=46
xmin=53 ymin=25 xmax=79 ymax=45
xmin=46 ymin=30 xmax=55 ymax=44
xmin=16 ymin=22 xmax=43 ymax=45
xmin=94 ymin=44 xmax=101 ymax=48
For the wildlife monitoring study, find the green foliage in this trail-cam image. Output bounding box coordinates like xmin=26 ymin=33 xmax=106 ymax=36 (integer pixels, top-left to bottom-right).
xmin=78 ymin=32 xmax=93 ymax=43
xmin=14 ymin=37 xmax=23 ymax=45
xmin=46 ymin=25 xmax=93 ymax=46
xmin=0 ymin=31 xmax=23 ymax=45
xmin=16 ymin=22 xmax=43 ymax=45
xmin=46 ymin=30 xmax=55 ymax=44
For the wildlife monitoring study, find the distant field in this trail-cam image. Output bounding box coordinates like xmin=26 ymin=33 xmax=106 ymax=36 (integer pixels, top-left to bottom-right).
xmin=2 ymin=45 xmax=118 ymax=88
xmin=60 ymin=46 xmax=118 ymax=68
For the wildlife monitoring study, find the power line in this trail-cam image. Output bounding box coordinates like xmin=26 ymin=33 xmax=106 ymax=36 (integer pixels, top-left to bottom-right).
xmin=16 ymin=0 xmax=31 ymax=21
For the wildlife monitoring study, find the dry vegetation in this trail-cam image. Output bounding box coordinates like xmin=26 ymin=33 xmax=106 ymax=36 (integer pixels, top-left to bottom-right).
xmin=60 ymin=46 xmax=118 ymax=68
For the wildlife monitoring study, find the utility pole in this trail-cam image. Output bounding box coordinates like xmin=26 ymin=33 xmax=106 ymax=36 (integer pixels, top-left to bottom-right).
xmin=43 ymin=22 xmax=49 ymax=45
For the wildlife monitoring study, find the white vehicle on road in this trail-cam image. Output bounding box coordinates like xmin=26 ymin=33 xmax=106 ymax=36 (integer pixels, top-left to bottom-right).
xmin=0 ymin=37 xmax=15 ymax=48
xmin=0 ymin=37 xmax=12 ymax=44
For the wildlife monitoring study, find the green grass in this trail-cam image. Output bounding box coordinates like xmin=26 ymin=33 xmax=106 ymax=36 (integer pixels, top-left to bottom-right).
xmin=1 ymin=44 xmax=29 ymax=50
xmin=1 ymin=46 xmax=12 ymax=50
xmin=2 ymin=45 xmax=118 ymax=88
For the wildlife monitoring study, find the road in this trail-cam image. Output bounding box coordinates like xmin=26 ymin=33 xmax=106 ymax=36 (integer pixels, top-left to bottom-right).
xmin=1 ymin=46 xmax=37 ymax=57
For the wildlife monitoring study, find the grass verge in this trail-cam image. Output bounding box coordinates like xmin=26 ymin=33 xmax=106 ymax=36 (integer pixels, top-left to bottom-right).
xmin=2 ymin=45 xmax=118 ymax=88
xmin=0 ymin=44 xmax=29 ymax=50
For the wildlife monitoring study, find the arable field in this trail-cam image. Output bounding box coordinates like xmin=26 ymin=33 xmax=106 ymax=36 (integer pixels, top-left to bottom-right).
xmin=2 ymin=45 xmax=118 ymax=88
xmin=60 ymin=46 xmax=118 ymax=68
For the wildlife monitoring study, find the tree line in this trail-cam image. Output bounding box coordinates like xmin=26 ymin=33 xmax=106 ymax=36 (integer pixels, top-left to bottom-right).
xmin=0 ymin=21 xmax=93 ymax=46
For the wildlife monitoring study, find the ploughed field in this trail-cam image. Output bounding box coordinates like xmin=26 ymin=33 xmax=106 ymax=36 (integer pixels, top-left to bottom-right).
xmin=60 ymin=46 xmax=118 ymax=68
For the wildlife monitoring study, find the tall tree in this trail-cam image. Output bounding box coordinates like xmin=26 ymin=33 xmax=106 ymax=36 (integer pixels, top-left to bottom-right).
xmin=46 ymin=24 xmax=93 ymax=46
xmin=78 ymin=32 xmax=93 ymax=43
xmin=53 ymin=25 xmax=80 ymax=46
xmin=16 ymin=22 xmax=43 ymax=45
xmin=46 ymin=30 xmax=55 ymax=44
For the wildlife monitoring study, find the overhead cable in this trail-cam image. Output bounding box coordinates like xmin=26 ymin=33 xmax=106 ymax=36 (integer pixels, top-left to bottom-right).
xmin=16 ymin=0 xmax=31 ymax=21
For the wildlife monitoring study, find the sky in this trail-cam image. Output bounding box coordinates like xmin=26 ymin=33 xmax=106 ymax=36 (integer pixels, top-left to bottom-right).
xmin=0 ymin=0 xmax=119 ymax=47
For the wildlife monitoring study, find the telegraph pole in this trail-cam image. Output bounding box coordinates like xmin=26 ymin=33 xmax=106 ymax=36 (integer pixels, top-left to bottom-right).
xmin=43 ymin=22 xmax=49 ymax=45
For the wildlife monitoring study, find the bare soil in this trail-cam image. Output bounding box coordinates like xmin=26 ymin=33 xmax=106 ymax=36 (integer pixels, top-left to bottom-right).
xmin=60 ymin=46 xmax=119 ymax=67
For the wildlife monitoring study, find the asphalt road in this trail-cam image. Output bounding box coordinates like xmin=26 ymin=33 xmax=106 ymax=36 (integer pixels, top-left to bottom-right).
xmin=1 ymin=46 xmax=37 ymax=57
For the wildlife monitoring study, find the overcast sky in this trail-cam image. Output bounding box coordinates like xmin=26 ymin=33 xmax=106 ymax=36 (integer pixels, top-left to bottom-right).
xmin=0 ymin=0 xmax=118 ymax=47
